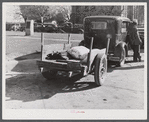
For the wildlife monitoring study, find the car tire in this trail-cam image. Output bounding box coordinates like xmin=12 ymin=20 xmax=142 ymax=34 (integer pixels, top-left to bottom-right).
xmin=94 ymin=54 xmax=107 ymax=86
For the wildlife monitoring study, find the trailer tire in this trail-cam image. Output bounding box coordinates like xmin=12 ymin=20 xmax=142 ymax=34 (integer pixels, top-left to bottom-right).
xmin=94 ymin=54 xmax=107 ymax=86
xmin=41 ymin=68 xmax=57 ymax=80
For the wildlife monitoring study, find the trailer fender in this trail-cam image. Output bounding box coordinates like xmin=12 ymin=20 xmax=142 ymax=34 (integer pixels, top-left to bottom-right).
xmin=81 ymin=48 xmax=106 ymax=66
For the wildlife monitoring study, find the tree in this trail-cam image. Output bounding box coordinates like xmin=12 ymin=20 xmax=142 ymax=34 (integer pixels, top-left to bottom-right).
xmin=71 ymin=6 xmax=125 ymax=24
xmin=6 ymin=5 xmax=24 ymax=23
xmin=91 ymin=6 xmax=124 ymax=16
xmin=16 ymin=5 xmax=32 ymax=23
xmin=54 ymin=5 xmax=72 ymax=24
xmin=17 ymin=5 xmax=71 ymax=24
xmin=29 ymin=5 xmax=54 ymax=22
xmin=18 ymin=5 xmax=55 ymax=23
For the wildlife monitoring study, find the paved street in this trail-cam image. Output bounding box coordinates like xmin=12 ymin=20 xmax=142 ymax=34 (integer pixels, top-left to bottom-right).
xmin=5 ymin=31 xmax=146 ymax=110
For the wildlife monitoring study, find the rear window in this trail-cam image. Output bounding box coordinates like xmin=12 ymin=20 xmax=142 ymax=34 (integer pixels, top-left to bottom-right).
xmin=91 ymin=21 xmax=107 ymax=29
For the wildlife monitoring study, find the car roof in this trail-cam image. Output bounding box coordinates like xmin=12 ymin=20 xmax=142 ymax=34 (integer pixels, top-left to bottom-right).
xmin=85 ymin=16 xmax=131 ymax=22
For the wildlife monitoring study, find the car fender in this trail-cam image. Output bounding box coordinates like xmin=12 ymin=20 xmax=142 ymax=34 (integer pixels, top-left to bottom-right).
xmin=114 ymin=42 xmax=128 ymax=57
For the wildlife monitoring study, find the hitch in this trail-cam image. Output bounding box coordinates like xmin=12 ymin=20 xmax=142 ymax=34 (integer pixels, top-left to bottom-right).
xmin=106 ymin=34 xmax=112 ymax=55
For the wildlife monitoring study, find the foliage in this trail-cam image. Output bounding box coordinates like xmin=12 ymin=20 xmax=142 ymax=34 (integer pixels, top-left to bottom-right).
xmin=70 ymin=6 xmax=124 ymax=23
xmin=18 ymin=5 xmax=54 ymax=23
xmin=6 ymin=5 xmax=24 ymax=23
xmin=53 ymin=6 xmax=72 ymax=24
xmin=93 ymin=6 xmax=123 ymax=16
xmin=17 ymin=5 xmax=32 ymax=22
xmin=17 ymin=5 xmax=71 ymax=24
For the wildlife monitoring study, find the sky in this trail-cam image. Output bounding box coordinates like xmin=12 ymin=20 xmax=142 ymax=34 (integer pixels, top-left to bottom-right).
xmin=5 ymin=5 xmax=24 ymax=23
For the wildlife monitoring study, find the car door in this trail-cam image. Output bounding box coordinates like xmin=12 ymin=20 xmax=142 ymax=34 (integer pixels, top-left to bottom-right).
xmin=121 ymin=21 xmax=129 ymax=42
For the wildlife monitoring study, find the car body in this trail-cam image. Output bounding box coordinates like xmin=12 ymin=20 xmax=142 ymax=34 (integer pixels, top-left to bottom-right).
xmin=19 ymin=26 xmax=25 ymax=31
xmin=44 ymin=23 xmax=58 ymax=32
xmin=80 ymin=16 xmax=132 ymax=66
xmin=59 ymin=22 xmax=84 ymax=34
xmin=34 ymin=23 xmax=58 ymax=33
xmin=9 ymin=24 xmax=20 ymax=31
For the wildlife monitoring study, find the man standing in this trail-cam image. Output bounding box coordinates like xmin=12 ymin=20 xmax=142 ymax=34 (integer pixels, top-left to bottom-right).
xmin=128 ymin=20 xmax=142 ymax=62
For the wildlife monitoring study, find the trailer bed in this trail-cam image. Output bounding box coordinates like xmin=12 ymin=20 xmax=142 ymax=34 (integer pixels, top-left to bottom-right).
xmin=37 ymin=59 xmax=83 ymax=71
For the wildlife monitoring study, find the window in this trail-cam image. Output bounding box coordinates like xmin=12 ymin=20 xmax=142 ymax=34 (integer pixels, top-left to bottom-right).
xmin=91 ymin=21 xmax=107 ymax=29
xmin=122 ymin=22 xmax=127 ymax=28
xmin=121 ymin=22 xmax=127 ymax=33
xmin=76 ymin=6 xmax=80 ymax=12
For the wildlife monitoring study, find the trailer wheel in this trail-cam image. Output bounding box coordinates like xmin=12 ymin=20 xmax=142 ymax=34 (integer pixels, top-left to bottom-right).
xmin=117 ymin=46 xmax=126 ymax=67
xmin=41 ymin=68 xmax=57 ymax=80
xmin=94 ymin=54 xmax=107 ymax=86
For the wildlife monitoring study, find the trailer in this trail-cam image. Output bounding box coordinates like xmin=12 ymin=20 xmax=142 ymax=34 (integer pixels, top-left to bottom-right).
xmin=36 ymin=31 xmax=111 ymax=86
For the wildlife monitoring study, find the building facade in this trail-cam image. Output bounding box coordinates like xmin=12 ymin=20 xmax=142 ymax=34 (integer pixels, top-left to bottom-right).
xmin=121 ymin=6 xmax=144 ymax=26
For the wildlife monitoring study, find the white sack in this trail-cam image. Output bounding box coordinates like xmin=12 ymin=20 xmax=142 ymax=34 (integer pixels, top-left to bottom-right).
xmin=67 ymin=46 xmax=89 ymax=60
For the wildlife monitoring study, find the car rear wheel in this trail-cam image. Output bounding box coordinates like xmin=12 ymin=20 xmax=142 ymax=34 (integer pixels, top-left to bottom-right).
xmin=94 ymin=54 xmax=107 ymax=86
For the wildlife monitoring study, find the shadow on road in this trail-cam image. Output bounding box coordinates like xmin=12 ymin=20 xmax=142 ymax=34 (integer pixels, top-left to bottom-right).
xmin=108 ymin=63 xmax=144 ymax=73
xmin=6 ymin=51 xmax=144 ymax=102
xmin=6 ymin=73 xmax=97 ymax=102
xmin=115 ymin=65 xmax=144 ymax=70
xmin=15 ymin=52 xmax=41 ymax=61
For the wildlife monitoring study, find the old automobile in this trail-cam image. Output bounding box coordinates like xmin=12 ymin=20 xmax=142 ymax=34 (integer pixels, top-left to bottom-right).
xmin=34 ymin=23 xmax=58 ymax=33
xmin=79 ymin=16 xmax=132 ymax=66
xmin=59 ymin=22 xmax=84 ymax=34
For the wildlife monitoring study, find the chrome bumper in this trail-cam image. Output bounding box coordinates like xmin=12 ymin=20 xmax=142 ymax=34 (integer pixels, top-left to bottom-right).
xmin=108 ymin=56 xmax=120 ymax=61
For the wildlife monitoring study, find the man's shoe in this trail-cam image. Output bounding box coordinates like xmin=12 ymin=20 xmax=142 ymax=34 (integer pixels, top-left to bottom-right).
xmin=138 ymin=56 xmax=141 ymax=62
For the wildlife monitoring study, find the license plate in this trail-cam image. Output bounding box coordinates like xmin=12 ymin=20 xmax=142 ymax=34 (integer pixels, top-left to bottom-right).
xmin=108 ymin=57 xmax=120 ymax=61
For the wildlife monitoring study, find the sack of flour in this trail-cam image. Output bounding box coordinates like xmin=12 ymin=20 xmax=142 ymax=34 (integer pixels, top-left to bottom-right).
xmin=67 ymin=46 xmax=89 ymax=60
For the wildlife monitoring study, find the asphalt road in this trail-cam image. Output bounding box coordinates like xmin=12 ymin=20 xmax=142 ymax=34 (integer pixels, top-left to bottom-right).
xmin=4 ymin=31 xmax=146 ymax=119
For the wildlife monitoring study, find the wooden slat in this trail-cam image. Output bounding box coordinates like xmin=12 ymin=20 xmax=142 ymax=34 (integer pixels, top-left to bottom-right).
xmin=37 ymin=60 xmax=82 ymax=71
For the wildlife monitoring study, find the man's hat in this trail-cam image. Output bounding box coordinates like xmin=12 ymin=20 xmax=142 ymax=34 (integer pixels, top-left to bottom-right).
xmin=132 ymin=19 xmax=138 ymax=25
